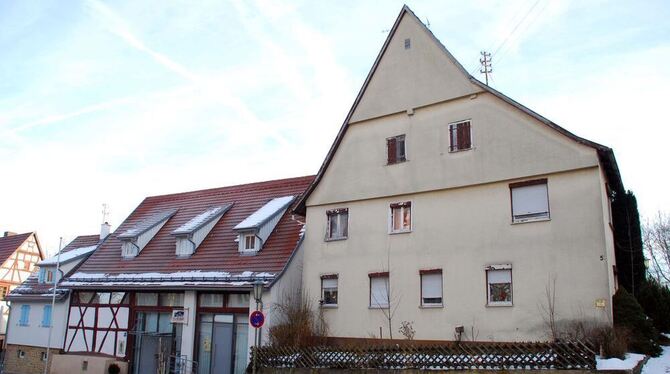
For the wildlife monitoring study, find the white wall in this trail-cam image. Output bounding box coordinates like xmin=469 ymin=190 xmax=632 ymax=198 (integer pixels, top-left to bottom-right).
xmin=303 ymin=167 xmax=613 ymax=342
xmin=7 ymin=298 xmax=69 ymax=348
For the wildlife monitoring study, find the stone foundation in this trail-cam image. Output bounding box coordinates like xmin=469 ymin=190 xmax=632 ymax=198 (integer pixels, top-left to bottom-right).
xmin=3 ymin=344 xmax=54 ymax=374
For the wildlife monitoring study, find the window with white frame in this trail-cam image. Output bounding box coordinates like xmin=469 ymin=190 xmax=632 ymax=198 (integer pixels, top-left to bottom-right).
xmin=243 ymin=234 xmax=256 ymax=251
xmin=386 ymin=135 xmax=406 ymax=164
xmin=390 ymin=202 xmax=411 ymax=233
xmin=320 ymin=275 xmax=338 ymax=306
xmin=486 ymin=265 xmax=512 ymax=306
xmin=420 ymin=270 xmax=443 ymax=306
xmin=369 ymin=273 xmax=390 ymax=308
xmin=510 ymin=179 xmax=549 ymax=223
xmin=449 ymin=120 xmax=472 ymax=152
xmin=326 ymin=208 xmax=348 ymax=240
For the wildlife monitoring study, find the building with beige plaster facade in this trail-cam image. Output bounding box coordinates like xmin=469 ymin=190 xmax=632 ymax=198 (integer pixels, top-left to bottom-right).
xmin=294 ymin=6 xmax=623 ymax=342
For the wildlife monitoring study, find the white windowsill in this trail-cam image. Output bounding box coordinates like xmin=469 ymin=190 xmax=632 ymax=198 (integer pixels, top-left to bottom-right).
xmin=448 ymin=146 xmax=474 ymax=153
xmin=320 ymin=304 xmax=338 ymax=309
xmin=389 ymin=229 xmax=411 ymax=235
xmin=486 ymin=302 xmax=513 ymax=307
xmin=511 ymin=217 xmax=550 ymax=225
xmin=369 ymin=305 xmax=389 ymax=310
xmin=419 ymin=304 xmax=444 ymax=309
xmin=325 ymin=237 xmax=347 ymax=242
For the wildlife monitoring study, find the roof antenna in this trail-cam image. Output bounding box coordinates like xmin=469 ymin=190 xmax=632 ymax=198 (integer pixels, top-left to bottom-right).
xmin=426 ymin=18 xmax=430 ymax=28
xmin=479 ymin=51 xmax=492 ymax=86
xmin=102 ymin=203 xmax=110 ymax=224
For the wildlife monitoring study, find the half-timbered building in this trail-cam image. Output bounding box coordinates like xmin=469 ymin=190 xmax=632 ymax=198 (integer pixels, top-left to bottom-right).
xmin=0 ymin=232 xmax=43 ymax=348
xmin=58 ymin=176 xmax=312 ymax=374
xmin=5 ymin=233 xmax=103 ymax=374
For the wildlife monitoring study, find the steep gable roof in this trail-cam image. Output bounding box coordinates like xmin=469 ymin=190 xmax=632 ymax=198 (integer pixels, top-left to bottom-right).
xmin=294 ymin=5 xmax=623 ymax=214
xmin=38 ymin=234 xmax=101 ymax=266
xmin=8 ymin=234 xmax=101 ymax=301
xmin=0 ymin=232 xmax=37 ymax=263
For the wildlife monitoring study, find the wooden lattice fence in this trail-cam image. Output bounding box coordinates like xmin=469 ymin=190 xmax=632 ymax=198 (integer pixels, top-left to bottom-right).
xmin=251 ymin=341 xmax=596 ymax=370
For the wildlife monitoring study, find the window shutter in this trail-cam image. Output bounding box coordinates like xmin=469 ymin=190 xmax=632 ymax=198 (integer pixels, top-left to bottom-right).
xmin=38 ymin=268 xmax=45 ymax=283
xmin=387 ymin=138 xmax=397 ymax=164
xmin=461 ymin=122 xmax=471 ymax=149
xmin=370 ymin=276 xmax=389 ymax=307
xmin=421 ymin=273 xmax=442 ymax=299
xmin=449 ymin=125 xmax=456 ymax=151
xmin=488 ymin=269 xmax=511 ymax=283
xmin=322 ymin=278 xmax=337 ymax=289
xmin=20 ymin=305 xmax=29 ymax=325
xmin=341 ymin=212 xmax=348 ymax=237
xmin=512 ymin=183 xmax=549 ymax=217
xmin=397 ymin=136 xmax=405 ymax=161
xmin=42 ymin=305 xmax=52 ymax=326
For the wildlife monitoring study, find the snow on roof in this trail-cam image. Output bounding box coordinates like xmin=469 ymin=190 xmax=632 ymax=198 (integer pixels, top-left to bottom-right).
xmin=234 ymin=195 xmax=294 ymax=231
xmin=172 ymin=204 xmax=232 ymax=235
xmin=38 ymin=245 xmax=97 ymax=266
xmin=118 ymin=208 xmax=178 ymax=239
xmin=61 ymin=270 xmax=275 ymax=288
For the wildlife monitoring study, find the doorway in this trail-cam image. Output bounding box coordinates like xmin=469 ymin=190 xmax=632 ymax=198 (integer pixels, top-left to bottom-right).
xmin=197 ymin=314 xmax=248 ymax=374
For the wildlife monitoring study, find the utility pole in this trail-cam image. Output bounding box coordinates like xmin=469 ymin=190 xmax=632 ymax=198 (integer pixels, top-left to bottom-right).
xmin=44 ymin=237 xmax=63 ymax=374
xmin=480 ymin=51 xmax=492 ymax=86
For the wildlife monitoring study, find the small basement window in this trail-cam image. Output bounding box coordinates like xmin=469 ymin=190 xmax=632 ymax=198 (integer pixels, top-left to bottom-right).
xmin=510 ymin=179 xmax=550 ymax=223
xmin=486 ymin=265 xmax=513 ymax=306
xmin=321 ymin=275 xmax=338 ymax=306
xmin=326 ymin=208 xmax=348 ymax=240
xmin=369 ymin=272 xmax=390 ymax=308
xmin=386 ymin=135 xmax=406 ymax=164
xmin=420 ymin=270 xmax=443 ymax=307
xmin=449 ymin=120 xmax=472 ymax=152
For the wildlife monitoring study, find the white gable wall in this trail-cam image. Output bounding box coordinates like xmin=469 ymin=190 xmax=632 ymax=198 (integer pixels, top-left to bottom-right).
xmin=6 ymin=298 xmax=69 ymax=349
xmin=350 ymin=13 xmax=480 ymax=123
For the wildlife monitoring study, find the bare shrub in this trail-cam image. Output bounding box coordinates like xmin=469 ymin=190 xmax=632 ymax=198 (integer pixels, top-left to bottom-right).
xmin=398 ymin=321 xmax=415 ymax=340
xmin=557 ymin=319 xmax=628 ymax=359
xmin=268 ymin=292 xmax=329 ymax=347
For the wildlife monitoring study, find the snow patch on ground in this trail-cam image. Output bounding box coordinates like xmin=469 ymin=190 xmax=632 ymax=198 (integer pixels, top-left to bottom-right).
xmin=597 ymin=353 xmax=645 ymax=370
xmin=234 ymin=195 xmax=293 ymax=229
xmin=39 ymin=245 xmax=97 ymax=265
xmin=642 ymin=345 xmax=670 ymax=374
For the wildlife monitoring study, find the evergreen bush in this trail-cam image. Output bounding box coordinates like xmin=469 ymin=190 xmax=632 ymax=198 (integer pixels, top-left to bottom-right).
xmin=637 ymin=279 xmax=670 ymax=333
xmin=613 ymin=288 xmax=662 ymax=356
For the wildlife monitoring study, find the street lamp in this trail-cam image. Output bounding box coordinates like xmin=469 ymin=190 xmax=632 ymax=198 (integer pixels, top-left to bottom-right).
xmin=252 ymin=279 xmax=264 ymax=374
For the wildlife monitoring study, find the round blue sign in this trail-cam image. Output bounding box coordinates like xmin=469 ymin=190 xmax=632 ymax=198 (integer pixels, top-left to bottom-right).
xmin=250 ymin=310 xmax=265 ymax=328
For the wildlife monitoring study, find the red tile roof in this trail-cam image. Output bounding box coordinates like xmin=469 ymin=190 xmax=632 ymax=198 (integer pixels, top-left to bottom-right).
xmin=65 ymin=175 xmax=314 ymax=288
xmin=8 ymin=234 xmax=99 ymax=300
xmin=0 ymin=232 xmax=33 ymax=262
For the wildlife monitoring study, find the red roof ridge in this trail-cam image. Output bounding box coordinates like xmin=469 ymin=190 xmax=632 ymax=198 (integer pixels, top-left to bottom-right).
xmin=144 ymin=175 xmax=315 ymax=203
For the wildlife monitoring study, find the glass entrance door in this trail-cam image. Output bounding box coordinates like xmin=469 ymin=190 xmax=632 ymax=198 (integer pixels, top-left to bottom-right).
xmin=133 ymin=312 xmax=182 ymax=374
xmin=197 ymin=314 xmax=248 ymax=374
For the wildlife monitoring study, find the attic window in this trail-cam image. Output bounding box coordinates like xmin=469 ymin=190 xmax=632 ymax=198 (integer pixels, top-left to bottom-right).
xmin=118 ymin=209 xmax=178 ymax=259
xmin=404 ymin=38 xmax=411 ymax=49
xmin=172 ymin=204 xmax=232 ymax=258
xmin=234 ymin=195 xmax=294 ymax=254
xmin=387 ymin=135 xmax=406 ymax=164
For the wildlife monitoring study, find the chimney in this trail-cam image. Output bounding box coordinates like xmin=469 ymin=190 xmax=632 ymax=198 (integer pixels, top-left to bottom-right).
xmin=3 ymin=231 xmax=16 ymax=237
xmin=100 ymin=222 xmax=111 ymax=240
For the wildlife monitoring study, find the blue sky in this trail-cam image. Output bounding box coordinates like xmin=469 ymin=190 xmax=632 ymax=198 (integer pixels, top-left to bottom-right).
xmin=1 ymin=0 xmax=668 ymax=254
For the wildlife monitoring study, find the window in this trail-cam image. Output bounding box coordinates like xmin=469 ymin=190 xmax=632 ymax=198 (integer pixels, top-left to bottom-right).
xmin=0 ymin=286 xmax=7 ymax=300
xmin=386 ymin=135 xmax=406 ymax=164
xmin=449 ymin=120 xmax=472 ymax=152
xmin=320 ymin=275 xmax=338 ymax=306
xmin=19 ymin=305 xmax=30 ymax=326
xmin=244 ymin=234 xmax=256 ymax=251
xmin=136 ymin=293 xmax=158 ymax=306
xmin=369 ymin=273 xmax=389 ymax=308
xmin=159 ymin=293 xmax=184 ymax=307
xmin=420 ymin=270 xmax=443 ymax=306
xmin=227 ymin=293 xmax=250 ymax=307
xmin=199 ymin=293 xmax=224 ymax=308
xmin=326 ymin=209 xmax=348 ymax=240
xmin=41 ymin=352 xmax=48 ymax=361
xmin=510 ymin=179 xmax=550 ymax=223
xmin=390 ymin=202 xmax=411 ymax=233
xmin=46 ymin=270 xmax=54 ymax=283
xmin=486 ymin=265 xmax=512 ymax=306
xmin=17 ymin=350 xmax=25 ymax=359
xmin=404 ymin=38 xmax=411 ymax=49
xmin=41 ymin=305 xmax=52 ymax=327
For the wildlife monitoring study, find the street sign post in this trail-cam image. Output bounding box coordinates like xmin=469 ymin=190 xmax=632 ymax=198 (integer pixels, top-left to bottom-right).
xmin=250 ymin=310 xmax=265 ymax=328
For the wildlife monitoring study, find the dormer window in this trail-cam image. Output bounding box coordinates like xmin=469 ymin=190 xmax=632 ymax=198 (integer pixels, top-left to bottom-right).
xmin=118 ymin=209 xmax=178 ymax=259
xmin=171 ymin=204 xmax=232 ymax=258
xmin=234 ymin=195 xmax=295 ymax=254
xmin=244 ymin=234 xmax=257 ymax=251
